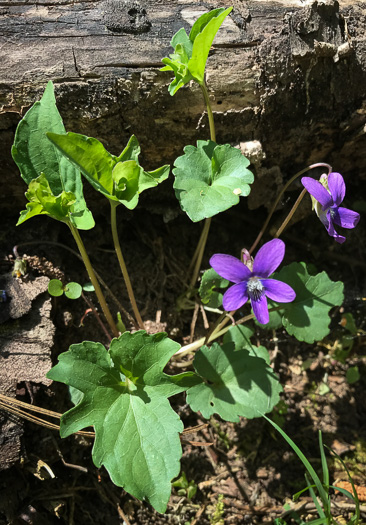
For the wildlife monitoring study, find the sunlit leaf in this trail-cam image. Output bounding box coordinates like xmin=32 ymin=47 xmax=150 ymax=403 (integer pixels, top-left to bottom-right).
xmin=173 ymin=140 xmax=254 ymax=222
xmin=186 ymin=342 xmax=281 ymax=422
xmin=47 ymin=331 xmax=199 ymax=512
xmin=12 ymin=81 xmax=94 ymax=230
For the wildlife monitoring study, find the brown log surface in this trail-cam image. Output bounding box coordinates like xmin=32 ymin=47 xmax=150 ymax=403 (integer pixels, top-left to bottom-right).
xmin=0 ymin=0 xmax=365 ymax=207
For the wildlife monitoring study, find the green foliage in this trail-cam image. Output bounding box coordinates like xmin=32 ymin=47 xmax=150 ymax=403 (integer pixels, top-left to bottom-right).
xmin=48 ymin=279 xmax=64 ymax=297
xmin=172 ymin=471 xmax=197 ymax=500
xmin=173 ymin=140 xmax=254 ymax=222
xmin=46 ymin=132 xmax=170 ymax=210
xmin=186 ymin=342 xmax=282 ymax=422
xmin=199 ymin=268 xmax=229 ymax=308
xmin=346 ymin=366 xmax=360 ymax=385
xmin=47 ymin=331 xmax=200 ymax=512
xmin=223 ymin=324 xmax=270 ymax=363
xmin=12 ymin=81 xmax=94 ymax=230
xmin=257 ymin=263 xmax=343 ymax=343
xmin=161 ymin=7 xmax=233 ymax=95
xmin=64 ymin=282 xmax=82 ymax=300
xmin=18 ymin=174 xmax=77 ymax=226
xmin=48 ymin=279 xmax=82 ymax=299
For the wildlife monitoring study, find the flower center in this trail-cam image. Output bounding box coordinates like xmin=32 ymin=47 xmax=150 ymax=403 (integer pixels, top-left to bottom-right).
xmin=247 ymin=277 xmax=264 ymax=301
xmin=329 ymin=207 xmax=336 ymax=219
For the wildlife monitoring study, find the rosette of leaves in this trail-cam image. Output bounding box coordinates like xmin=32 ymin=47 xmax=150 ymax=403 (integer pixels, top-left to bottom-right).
xmin=173 ymin=140 xmax=254 ymax=222
xmin=12 ymin=81 xmax=94 ymax=230
xmin=47 ymin=331 xmax=199 ymax=513
xmin=46 ymin=133 xmax=170 ymax=210
xmin=161 ymin=7 xmax=233 ymax=95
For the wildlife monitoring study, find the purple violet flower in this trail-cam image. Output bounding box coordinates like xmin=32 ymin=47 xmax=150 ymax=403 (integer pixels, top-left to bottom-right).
xmin=209 ymin=239 xmax=296 ymax=325
xmin=301 ymin=172 xmax=360 ymax=244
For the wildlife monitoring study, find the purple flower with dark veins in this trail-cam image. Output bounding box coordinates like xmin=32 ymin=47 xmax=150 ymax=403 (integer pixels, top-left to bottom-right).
xmin=210 ymin=239 xmax=296 ymax=325
xmin=301 ymin=172 xmax=360 ymax=244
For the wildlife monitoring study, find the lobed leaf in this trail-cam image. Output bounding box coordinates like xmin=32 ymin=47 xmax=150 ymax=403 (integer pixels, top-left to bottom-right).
xmin=46 ymin=331 xmax=199 ymax=512
xmin=173 ymin=140 xmax=254 ymax=222
xmin=12 ymin=81 xmax=94 ymax=230
xmin=47 ymin=132 xmax=170 ymax=210
xmin=186 ymin=342 xmax=282 ymax=422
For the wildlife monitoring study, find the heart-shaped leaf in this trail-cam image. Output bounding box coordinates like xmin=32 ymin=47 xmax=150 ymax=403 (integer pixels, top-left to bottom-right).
xmin=186 ymin=342 xmax=282 ymax=422
xmin=12 ymin=81 xmax=94 ymax=230
xmin=47 ymin=331 xmax=199 ymax=512
xmin=173 ymin=140 xmax=254 ymax=222
xmin=47 ymin=132 xmax=170 ymax=210
xmin=274 ymin=262 xmax=344 ymax=343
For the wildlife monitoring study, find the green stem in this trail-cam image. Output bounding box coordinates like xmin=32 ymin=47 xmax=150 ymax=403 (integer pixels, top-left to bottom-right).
xmin=200 ymin=82 xmax=216 ymax=142
xmin=69 ymin=224 xmax=119 ymax=338
xmin=188 ymin=217 xmax=211 ymax=292
xmin=110 ymin=201 xmax=145 ymax=330
xmin=185 ymin=82 xmax=217 ymax=291
xmin=173 ymin=306 xmax=283 ymax=359
xmin=249 ymin=162 xmax=332 ymax=254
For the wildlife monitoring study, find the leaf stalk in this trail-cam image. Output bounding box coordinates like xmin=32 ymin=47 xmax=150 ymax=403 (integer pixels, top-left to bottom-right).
xmin=69 ymin=224 xmax=119 ymax=338
xmin=110 ymin=201 xmax=145 ymax=330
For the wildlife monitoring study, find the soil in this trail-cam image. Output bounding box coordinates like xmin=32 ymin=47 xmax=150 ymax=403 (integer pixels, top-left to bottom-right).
xmin=0 ymin=181 xmax=365 ymax=525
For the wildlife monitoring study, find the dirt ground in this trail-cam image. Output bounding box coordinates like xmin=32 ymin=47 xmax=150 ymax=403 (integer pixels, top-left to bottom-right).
xmin=0 ymin=179 xmax=365 ymax=524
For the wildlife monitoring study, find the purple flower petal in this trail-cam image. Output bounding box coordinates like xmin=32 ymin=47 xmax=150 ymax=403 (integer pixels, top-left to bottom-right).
xmin=326 ymin=215 xmax=346 ymax=244
xmin=327 ymin=172 xmax=345 ymax=206
xmin=301 ymin=177 xmax=333 ymax=210
xmin=222 ymin=283 xmax=249 ymax=311
xmin=210 ymin=254 xmax=251 ymax=283
xmin=261 ymin=279 xmax=296 ymax=303
xmin=332 ymin=207 xmax=360 ymax=229
xmin=251 ymin=294 xmax=269 ymax=325
xmin=252 ymin=239 xmax=285 ymax=277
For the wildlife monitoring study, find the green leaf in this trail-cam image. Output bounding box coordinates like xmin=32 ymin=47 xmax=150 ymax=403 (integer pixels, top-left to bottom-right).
xmin=161 ymin=8 xmax=233 ymax=94
xmin=223 ymin=325 xmax=270 ymax=364
xmin=161 ymin=28 xmax=194 ymax=95
xmin=82 ymin=282 xmax=95 ymax=292
xmin=47 ymin=132 xmax=170 ymax=210
xmin=48 ymin=279 xmax=64 ymax=297
xmin=273 ymin=263 xmax=344 ymax=343
xmin=46 ymin=331 xmax=200 ymax=512
xmin=346 ymin=366 xmax=360 ymax=385
xmin=199 ymin=268 xmax=229 ymax=308
xmin=64 ymin=282 xmax=82 ymax=300
xmin=12 ymin=81 xmax=94 ymax=230
xmin=186 ymin=342 xmax=282 ymax=422
xmin=17 ymin=173 xmax=76 ymax=226
xmin=189 ymin=7 xmax=233 ymax=84
xmin=173 ymin=140 xmax=254 ymax=222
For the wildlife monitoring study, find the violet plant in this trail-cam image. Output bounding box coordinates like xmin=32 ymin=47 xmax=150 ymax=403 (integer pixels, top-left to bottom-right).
xmin=10 ymin=6 xmax=358 ymax=516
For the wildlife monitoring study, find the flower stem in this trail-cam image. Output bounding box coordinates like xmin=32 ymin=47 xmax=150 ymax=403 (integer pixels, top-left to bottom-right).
xmin=249 ymin=162 xmax=332 ymax=254
xmin=275 ymin=188 xmax=307 ymax=239
xmin=69 ymin=224 xmax=119 ymax=338
xmin=110 ymin=201 xmax=145 ymax=330
xmin=173 ymin=306 xmax=284 ymax=359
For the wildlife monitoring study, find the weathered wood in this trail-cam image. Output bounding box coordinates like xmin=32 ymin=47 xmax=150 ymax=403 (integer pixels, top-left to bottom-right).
xmin=1 ymin=0 xmax=366 ymax=216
